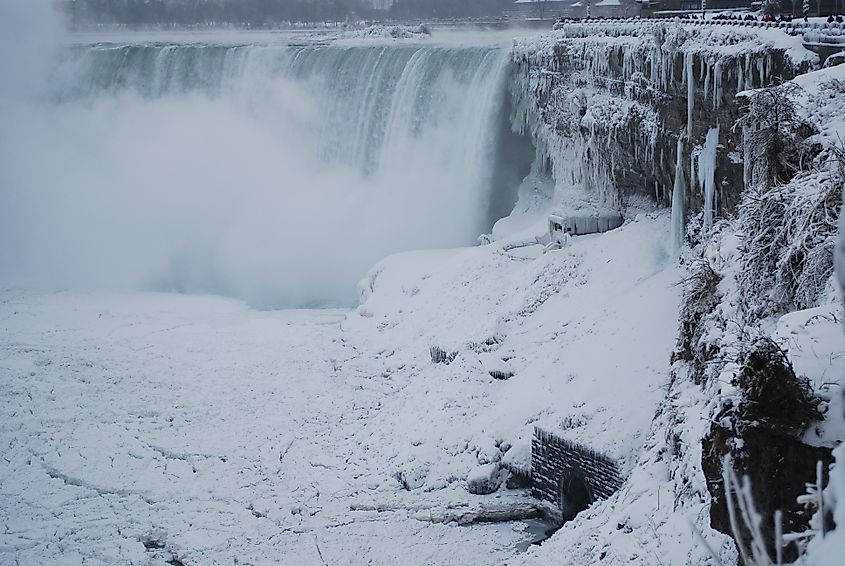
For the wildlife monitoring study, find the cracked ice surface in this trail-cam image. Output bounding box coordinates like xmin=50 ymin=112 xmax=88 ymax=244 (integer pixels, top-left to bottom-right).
xmin=0 ymin=292 xmax=528 ymax=565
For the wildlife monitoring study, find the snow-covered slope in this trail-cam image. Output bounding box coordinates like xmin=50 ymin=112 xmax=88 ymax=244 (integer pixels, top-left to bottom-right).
xmin=344 ymin=212 xmax=680 ymax=482
xmin=0 ymin=212 xmax=681 ymax=564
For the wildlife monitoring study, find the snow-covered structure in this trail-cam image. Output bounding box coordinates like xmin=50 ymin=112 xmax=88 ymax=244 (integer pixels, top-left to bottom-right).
xmin=531 ymin=428 xmax=624 ymax=521
xmin=547 ymin=207 xmax=624 ymax=248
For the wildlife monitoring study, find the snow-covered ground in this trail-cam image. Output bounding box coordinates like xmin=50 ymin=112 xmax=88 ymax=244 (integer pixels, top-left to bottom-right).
xmin=0 ymin=291 xmax=532 ymax=565
xmin=1 ymin=211 xmax=682 ymax=564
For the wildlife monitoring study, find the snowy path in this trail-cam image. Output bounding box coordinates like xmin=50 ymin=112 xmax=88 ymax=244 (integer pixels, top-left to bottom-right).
xmin=0 ymin=291 xmax=528 ymax=565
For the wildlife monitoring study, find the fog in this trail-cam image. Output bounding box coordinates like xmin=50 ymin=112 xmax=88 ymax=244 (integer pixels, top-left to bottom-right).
xmin=0 ymin=4 xmax=516 ymax=308
xmin=0 ymin=0 xmax=62 ymax=100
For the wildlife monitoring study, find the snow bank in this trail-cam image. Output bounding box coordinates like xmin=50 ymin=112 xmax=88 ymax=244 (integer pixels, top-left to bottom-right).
xmin=0 ymin=212 xmax=683 ymax=564
xmin=0 ymin=290 xmax=537 ymax=564
xmin=346 ymin=24 xmax=431 ymax=40
xmin=806 ymin=195 xmax=845 ymax=565
xmin=345 ymin=213 xmax=680 ymax=489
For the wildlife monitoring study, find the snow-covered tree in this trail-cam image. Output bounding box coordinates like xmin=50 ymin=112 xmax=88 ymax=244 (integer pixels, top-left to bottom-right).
xmin=762 ymin=0 xmax=782 ymax=17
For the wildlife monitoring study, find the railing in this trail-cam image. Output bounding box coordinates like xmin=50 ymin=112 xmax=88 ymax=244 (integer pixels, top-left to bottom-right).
xmin=552 ymin=16 xmax=845 ymax=45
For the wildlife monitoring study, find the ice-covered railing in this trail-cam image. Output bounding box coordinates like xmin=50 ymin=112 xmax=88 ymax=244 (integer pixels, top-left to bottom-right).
xmin=554 ymin=16 xmax=845 ymax=36
xmin=554 ymin=17 xmax=845 ymax=53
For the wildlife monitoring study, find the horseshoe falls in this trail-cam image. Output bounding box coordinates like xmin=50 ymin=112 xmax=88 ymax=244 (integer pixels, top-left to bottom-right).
xmin=1 ymin=39 xmax=533 ymax=308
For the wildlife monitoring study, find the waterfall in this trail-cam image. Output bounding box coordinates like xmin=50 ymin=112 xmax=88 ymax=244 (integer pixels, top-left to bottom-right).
xmin=62 ymin=42 xmax=511 ymax=193
xmin=1 ymin=39 xmax=530 ymax=308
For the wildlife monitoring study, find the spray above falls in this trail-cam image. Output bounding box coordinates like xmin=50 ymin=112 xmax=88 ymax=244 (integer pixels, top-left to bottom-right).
xmin=1 ymin=39 xmax=533 ymax=308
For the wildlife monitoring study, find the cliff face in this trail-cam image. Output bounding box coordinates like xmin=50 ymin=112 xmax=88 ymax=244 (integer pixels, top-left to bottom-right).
xmin=509 ymin=24 xmax=845 ymax=563
xmin=510 ymin=23 xmax=814 ymax=223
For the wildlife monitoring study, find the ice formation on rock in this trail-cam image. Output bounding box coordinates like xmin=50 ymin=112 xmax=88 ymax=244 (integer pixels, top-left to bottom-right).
xmin=698 ymin=126 xmax=720 ymax=232
xmin=510 ymin=22 xmax=812 ymax=243
xmin=671 ymin=133 xmax=687 ymax=253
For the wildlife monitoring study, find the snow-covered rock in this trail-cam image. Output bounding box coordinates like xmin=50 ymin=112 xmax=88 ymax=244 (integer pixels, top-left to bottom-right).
xmin=466 ymin=463 xmax=505 ymax=495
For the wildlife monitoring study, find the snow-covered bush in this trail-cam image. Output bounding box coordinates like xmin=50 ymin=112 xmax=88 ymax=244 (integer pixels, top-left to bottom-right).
xmin=734 ymin=80 xmax=841 ymax=317
xmin=701 ymin=338 xmax=828 ymax=562
xmin=737 ymin=82 xmax=816 ymax=190
xmin=737 ymin=166 xmax=842 ymax=318
xmin=350 ymin=24 xmax=430 ymax=39
xmin=734 ymin=337 xmax=823 ymax=436
xmin=674 ymin=256 xmax=722 ymax=383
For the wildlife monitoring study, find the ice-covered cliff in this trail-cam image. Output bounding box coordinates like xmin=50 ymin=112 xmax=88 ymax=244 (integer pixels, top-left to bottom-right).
xmin=510 ymin=23 xmax=815 ymax=250
xmin=505 ymin=21 xmax=844 ymax=566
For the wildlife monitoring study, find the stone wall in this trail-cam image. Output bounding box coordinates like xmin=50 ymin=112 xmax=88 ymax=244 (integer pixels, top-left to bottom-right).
xmin=531 ymin=427 xmax=624 ymax=520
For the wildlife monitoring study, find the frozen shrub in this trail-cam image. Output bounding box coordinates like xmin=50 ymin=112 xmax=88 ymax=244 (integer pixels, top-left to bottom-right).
xmin=429 ymin=346 xmax=457 ymax=365
xmin=737 ymin=169 xmax=842 ymax=317
xmin=737 ymin=82 xmax=814 ymax=190
xmin=673 ymin=257 xmax=722 ymax=383
xmin=734 ymin=337 xmax=823 ymax=436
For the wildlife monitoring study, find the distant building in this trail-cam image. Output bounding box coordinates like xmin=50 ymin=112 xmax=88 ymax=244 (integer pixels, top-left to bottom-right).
xmin=648 ymin=0 xmax=750 ymax=12
xmin=510 ymin=0 xmax=644 ymax=19
xmin=369 ymin=0 xmax=394 ymax=10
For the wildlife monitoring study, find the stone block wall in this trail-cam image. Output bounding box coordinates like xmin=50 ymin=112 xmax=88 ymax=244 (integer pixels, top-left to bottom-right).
xmin=531 ymin=427 xmax=624 ymax=519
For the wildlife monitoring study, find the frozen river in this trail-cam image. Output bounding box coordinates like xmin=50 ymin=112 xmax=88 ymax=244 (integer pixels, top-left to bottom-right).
xmin=0 ymin=290 xmax=536 ymax=564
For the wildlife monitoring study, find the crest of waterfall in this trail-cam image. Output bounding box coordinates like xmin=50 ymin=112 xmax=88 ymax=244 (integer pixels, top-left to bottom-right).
xmin=64 ymin=43 xmax=511 ymax=219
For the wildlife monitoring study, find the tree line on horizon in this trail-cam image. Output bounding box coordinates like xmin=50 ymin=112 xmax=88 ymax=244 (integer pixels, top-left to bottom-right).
xmin=62 ymin=0 xmax=517 ymax=26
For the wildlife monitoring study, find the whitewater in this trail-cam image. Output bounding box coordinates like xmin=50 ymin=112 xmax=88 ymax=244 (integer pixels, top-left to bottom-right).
xmin=1 ymin=30 xmax=535 ymax=308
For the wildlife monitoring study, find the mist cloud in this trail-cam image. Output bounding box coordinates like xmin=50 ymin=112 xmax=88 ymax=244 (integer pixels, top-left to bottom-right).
xmin=0 ymin=10 xmax=503 ymax=308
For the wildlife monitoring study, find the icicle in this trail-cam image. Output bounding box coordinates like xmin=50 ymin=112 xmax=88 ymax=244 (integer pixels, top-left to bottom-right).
xmin=713 ymin=60 xmax=722 ymax=110
xmin=744 ymin=53 xmax=752 ymax=89
xmin=671 ymin=133 xmax=687 ymax=255
xmin=698 ymin=126 xmax=720 ymax=231
xmin=756 ymin=56 xmax=765 ymax=89
xmin=685 ymin=52 xmax=695 ymax=138
xmin=742 ymin=124 xmax=752 ymax=189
